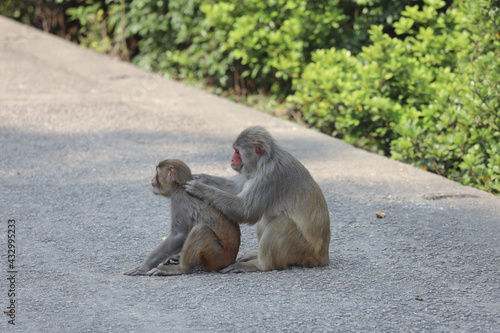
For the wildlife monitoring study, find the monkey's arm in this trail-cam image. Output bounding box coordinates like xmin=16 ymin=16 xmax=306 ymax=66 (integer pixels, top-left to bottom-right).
xmin=124 ymin=232 xmax=187 ymax=276
xmin=193 ymin=173 xmax=244 ymax=195
xmin=185 ymin=180 xmax=263 ymax=224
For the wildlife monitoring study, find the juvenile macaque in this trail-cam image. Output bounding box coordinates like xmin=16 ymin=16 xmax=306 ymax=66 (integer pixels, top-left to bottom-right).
xmin=125 ymin=159 xmax=240 ymax=276
xmin=185 ymin=126 xmax=331 ymax=273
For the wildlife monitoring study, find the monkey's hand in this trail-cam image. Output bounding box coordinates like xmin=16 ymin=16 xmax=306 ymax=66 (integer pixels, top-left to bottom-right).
xmin=124 ymin=266 xmax=151 ymax=276
xmin=192 ymin=173 xmax=208 ymax=183
xmin=184 ymin=179 xmax=209 ymax=200
xmin=191 ymin=173 xmax=243 ymax=194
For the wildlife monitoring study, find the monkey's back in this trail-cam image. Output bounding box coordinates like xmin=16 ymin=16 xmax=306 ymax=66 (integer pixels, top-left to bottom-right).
xmin=267 ymin=148 xmax=331 ymax=265
xmin=188 ymin=194 xmax=241 ymax=260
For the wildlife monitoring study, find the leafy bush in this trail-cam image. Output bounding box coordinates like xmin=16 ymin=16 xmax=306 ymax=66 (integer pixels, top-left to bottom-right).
xmin=1 ymin=0 xmax=417 ymax=96
xmin=339 ymin=0 xmax=411 ymax=52
xmin=160 ymin=0 xmax=350 ymax=97
xmin=290 ymin=0 xmax=500 ymax=193
xmin=126 ymin=0 xmax=208 ymax=72
xmin=66 ymin=0 xmax=126 ymax=55
xmin=0 ymin=0 xmax=74 ymax=37
xmin=125 ymin=0 xmax=414 ymax=97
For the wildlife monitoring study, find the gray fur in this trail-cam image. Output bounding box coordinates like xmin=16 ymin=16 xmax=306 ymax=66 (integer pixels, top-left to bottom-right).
xmin=125 ymin=159 xmax=240 ymax=276
xmin=185 ymin=126 xmax=331 ymax=273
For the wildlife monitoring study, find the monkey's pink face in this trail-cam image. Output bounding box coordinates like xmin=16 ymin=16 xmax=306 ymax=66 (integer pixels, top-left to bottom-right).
xmin=231 ymin=146 xmax=243 ymax=172
xmin=231 ymin=147 xmax=242 ymax=167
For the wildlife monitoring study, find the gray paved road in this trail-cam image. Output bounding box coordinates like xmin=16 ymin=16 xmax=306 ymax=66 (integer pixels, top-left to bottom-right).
xmin=1 ymin=16 xmax=499 ymax=332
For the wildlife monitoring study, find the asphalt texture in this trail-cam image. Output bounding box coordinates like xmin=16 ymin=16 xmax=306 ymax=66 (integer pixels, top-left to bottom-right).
xmin=1 ymin=16 xmax=499 ymax=332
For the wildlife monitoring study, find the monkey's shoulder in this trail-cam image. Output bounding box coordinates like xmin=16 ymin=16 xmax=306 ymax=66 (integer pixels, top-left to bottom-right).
xmin=177 ymin=192 xmax=233 ymax=224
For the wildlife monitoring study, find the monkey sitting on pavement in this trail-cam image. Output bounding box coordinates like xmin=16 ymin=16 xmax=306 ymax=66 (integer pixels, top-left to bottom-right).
xmin=186 ymin=126 xmax=331 ymax=273
xmin=125 ymin=159 xmax=240 ymax=276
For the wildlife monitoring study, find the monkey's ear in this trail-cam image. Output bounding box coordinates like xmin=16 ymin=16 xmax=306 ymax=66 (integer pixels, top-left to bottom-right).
xmin=167 ymin=165 xmax=176 ymax=181
xmin=254 ymin=143 xmax=265 ymax=156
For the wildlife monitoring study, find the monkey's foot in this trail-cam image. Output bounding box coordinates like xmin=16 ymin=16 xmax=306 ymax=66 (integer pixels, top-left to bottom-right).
xmin=219 ymin=263 xmax=255 ymax=273
xmin=124 ymin=266 xmax=151 ymax=276
xmin=147 ymin=265 xmax=185 ymax=276
xmin=220 ymin=265 xmax=245 ymax=273
xmin=162 ymin=258 xmax=179 ymax=265
xmin=146 ymin=268 xmax=165 ymax=276
xmin=220 ymin=260 xmax=262 ymax=273
xmin=235 ymin=250 xmax=258 ymax=263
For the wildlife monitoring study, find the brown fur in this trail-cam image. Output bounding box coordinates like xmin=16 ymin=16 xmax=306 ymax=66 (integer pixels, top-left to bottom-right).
xmin=125 ymin=159 xmax=240 ymax=276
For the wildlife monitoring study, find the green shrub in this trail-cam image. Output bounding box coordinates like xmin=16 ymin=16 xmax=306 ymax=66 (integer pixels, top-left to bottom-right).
xmin=338 ymin=0 xmax=411 ymax=52
xmin=159 ymin=0 xmax=235 ymax=91
xmin=290 ymin=0 xmax=500 ymax=193
xmin=2 ymin=0 xmax=418 ymax=97
xmin=66 ymin=0 xmax=123 ymax=55
xmin=156 ymin=0 xmax=417 ymax=97
xmin=161 ymin=0 xmax=350 ymax=97
xmin=126 ymin=0 xmax=205 ymax=71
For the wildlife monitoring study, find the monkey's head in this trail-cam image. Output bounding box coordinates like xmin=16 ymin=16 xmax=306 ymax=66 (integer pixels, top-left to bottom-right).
xmin=231 ymin=126 xmax=274 ymax=175
xmin=152 ymin=159 xmax=193 ymax=197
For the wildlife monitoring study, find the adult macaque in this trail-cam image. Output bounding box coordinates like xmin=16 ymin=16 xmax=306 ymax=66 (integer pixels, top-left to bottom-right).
xmin=125 ymin=159 xmax=240 ymax=276
xmin=185 ymin=126 xmax=331 ymax=273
